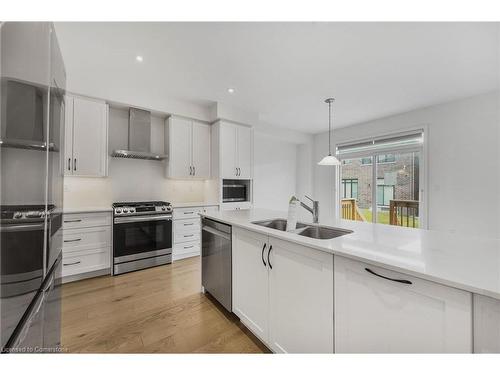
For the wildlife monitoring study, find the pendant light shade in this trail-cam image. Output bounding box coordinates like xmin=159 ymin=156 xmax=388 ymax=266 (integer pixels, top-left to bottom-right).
xmin=318 ymin=154 xmax=341 ymax=166
xmin=318 ymin=98 xmax=341 ymax=166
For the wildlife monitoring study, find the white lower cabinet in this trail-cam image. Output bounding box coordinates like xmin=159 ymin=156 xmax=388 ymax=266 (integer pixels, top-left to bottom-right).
xmin=268 ymin=238 xmax=334 ymax=353
xmin=62 ymin=211 xmax=111 ymax=281
xmin=232 ymin=228 xmax=269 ymax=342
xmin=232 ymin=227 xmax=334 ymax=353
xmin=473 ymin=294 xmax=500 ymax=353
xmin=172 ymin=205 xmax=219 ymax=261
xmin=334 ymin=255 xmax=472 ymax=353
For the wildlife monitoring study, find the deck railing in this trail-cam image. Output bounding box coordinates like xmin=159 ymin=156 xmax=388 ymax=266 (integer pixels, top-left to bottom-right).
xmin=341 ymin=198 xmax=366 ymax=222
xmin=389 ymin=199 xmax=419 ymax=228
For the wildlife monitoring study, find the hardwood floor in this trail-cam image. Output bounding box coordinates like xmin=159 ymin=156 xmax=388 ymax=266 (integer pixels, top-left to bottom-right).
xmin=61 ymin=256 xmax=268 ymax=353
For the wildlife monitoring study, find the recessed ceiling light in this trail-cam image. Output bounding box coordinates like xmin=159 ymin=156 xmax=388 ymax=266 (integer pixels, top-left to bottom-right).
xmin=136 ymin=55 xmax=143 ymax=62
xmin=227 ymin=88 xmax=235 ymax=94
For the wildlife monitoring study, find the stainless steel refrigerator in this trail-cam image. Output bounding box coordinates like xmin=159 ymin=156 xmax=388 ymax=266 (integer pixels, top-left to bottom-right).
xmin=1 ymin=22 xmax=66 ymax=353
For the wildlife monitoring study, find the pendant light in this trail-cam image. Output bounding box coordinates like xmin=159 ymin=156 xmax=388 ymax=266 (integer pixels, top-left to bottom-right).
xmin=318 ymin=98 xmax=341 ymax=166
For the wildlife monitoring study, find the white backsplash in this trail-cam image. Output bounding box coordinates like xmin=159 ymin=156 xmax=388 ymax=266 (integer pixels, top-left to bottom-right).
xmin=64 ymin=157 xmax=212 ymax=207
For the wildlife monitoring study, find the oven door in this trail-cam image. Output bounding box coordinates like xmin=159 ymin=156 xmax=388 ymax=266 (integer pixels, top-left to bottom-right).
xmin=1 ymin=219 xmax=45 ymax=350
xmin=113 ymin=215 xmax=172 ymax=263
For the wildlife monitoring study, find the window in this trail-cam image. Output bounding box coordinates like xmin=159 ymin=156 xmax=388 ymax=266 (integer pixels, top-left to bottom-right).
xmin=342 ymin=178 xmax=358 ymax=200
xmin=337 ymin=130 xmax=424 ymax=228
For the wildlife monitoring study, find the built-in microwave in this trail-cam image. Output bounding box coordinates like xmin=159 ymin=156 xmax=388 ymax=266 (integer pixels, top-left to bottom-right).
xmin=222 ymin=179 xmax=251 ymax=203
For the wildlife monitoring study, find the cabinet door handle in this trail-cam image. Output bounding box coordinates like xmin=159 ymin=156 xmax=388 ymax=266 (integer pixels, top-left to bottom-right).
xmin=365 ymin=268 xmax=412 ymax=285
xmin=184 ymin=245 xmax=194 ymax=249
xmin=193 ymin=166 xmax=195 ymax=176
xmin=184 ymin=234 xmax=194 ymax=238
xmin=64 ymin=238 xmax=81 ymax=243
xmin=74 ymin=158 xmax=77 ymax=171
xmin=184 ymin=223 xmax=194 ymax=226
xmin=64 ymin=219 xmax=82 ymax=223
xmin=261 ymin=243 xmax=267 ymax=267
xmin=63 ymin=261 xmax=81 ymax=266
xmin=267 ymin=245 xmax=273 ymax=269
xmin=68 ymin=158 xmax=71 ymax=171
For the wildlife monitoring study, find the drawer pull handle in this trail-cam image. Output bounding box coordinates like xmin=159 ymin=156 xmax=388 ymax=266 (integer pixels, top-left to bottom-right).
xmin=184 ymin=234 xmax=194 ymax=238
xmin=63 ymin=261 xmax=81 ymax=266
xmin=365 ymin=268 xmax=412 ymax=285
xmin=184 ymin=212 xmax=194 ymax=214
xmin=184 ymin=223 xmax=194 ymax=226
xmin=184 ymin=245 xmax=194 ymax=249
xmin=64 ymin=238 xmax=82 ymax=243
xmin=64 ymin=219 xmax=82 ymax=223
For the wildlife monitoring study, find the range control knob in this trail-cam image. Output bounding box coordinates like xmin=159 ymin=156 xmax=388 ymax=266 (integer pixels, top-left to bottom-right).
xmin=161 ymin=206 xmax=166 ymax=211
xmin=115 ymin=208 xmax=122 ymax=214
xmin=13 ymin=212 xmax=23 ymax=219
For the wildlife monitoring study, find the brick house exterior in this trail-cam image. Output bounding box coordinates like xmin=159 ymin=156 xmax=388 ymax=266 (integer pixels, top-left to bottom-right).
xmin=340 ymin=153 xmax=419 ymax=210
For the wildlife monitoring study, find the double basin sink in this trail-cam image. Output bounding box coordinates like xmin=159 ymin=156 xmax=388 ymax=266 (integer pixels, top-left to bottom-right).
xmin=251 ymin=219 xmax=353 ymax=240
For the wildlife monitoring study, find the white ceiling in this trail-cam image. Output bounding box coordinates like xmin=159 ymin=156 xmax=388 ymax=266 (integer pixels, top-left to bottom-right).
xmin=55 ymin=22 xmax=498 ymax=134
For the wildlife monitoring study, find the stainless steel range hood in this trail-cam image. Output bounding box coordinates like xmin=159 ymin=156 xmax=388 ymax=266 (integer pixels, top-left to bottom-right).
xmin=111 ymin=108 xmax=167 ymax=161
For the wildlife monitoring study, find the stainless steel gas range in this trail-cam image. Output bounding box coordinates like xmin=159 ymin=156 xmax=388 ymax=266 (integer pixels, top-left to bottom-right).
xmin=112 ymin=201 xmax=173 ymax=275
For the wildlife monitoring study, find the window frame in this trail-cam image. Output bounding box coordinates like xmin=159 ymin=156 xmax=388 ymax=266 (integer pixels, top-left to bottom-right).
xmin=334 ymin=126 xmax=428 ymax=229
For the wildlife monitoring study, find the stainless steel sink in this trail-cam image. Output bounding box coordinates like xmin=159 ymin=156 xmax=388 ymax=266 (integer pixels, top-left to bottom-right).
xmin=251 ymin=219 xmax=352 ymax=240
xmin=295 ymin=225 xmax=353 ymax=239
xmin=251 ymin=219 xmax=307 ymax=231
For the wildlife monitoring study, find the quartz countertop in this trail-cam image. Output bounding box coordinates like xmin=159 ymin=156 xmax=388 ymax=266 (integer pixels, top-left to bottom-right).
xmin=171 ymin=202 xmax=219 ymax=208
xmin=200 ymin=208 xmax=500 ymax=299
xmin=63 ymin=206 xmax=112 ymax=214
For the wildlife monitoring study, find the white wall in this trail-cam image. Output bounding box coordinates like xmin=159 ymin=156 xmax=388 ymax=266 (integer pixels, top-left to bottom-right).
xmin=252 ymin=132 xmax=298 ymax=212
xmin=313 ymin=91 xmax=500 ymax=238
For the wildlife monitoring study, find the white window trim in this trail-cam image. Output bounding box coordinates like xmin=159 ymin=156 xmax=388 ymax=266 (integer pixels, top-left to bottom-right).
xmin=334 ymin=124 xmax=429 ymax=229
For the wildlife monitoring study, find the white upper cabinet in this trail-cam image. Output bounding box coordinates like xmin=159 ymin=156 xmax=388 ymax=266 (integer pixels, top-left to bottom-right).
xmin=166 ymin=117 xmax=192 ymax=178
xmin=212 ymin=121 xmax=253 ymax=179
xmin=64 ymin=95 xmax=108 ymax=177
xmin=236 ymin=125 xmax=253 ymax=179
xmin=191 ymin=121 xmax=211 ymax=178
xmin=219 ymin=123 xmax=238 ymax=179
xmin=334 ymin=255 xmax=472 ymax=353
xmin=166 ymin=116 xmax=211 ymax=179
xmin=232 ymin=227 xmax=334 ymax=353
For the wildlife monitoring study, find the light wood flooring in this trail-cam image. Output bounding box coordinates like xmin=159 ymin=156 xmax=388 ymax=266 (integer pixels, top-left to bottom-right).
xmin=61 ymin=256 xmax=268 ymax=353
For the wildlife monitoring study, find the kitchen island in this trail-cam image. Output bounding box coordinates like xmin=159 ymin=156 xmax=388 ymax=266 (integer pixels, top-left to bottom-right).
xmin=200 ymin=208 xmax=500 ymax=353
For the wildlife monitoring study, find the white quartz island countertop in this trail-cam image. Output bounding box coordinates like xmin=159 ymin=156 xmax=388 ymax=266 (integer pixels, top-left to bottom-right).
xmin=63 ymin=206 xmax=112 ymax=214
xmin=200 ymin=208 xmax=500 ymax=300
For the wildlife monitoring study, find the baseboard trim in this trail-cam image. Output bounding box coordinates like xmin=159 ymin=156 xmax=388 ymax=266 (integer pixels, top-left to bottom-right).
xmin=62 ymin=268 xmax=111 ymax=284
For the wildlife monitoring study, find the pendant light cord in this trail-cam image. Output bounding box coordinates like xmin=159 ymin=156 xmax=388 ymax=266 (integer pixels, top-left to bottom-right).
xmin=328 ymin=100 xmax=332 ymax=155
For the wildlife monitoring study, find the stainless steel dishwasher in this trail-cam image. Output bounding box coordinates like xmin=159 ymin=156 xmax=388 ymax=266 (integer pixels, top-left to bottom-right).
xmin=201 ymin=218 xmax=232 ymax=312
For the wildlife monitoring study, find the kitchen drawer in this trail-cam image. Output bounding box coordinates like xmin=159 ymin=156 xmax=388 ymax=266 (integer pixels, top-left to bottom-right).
xmin=174 ymin=229 xmax=200 ymax=244
xmin=63 ymin=226 xmax=111 ymax=254
xmin=173 ymin=241 xmax=200 ymax=261
xmin=63 ymin=212 xmax=111 ymax=229
xmin=220 ymin=202 xmax=252 ymax=211
xmin=174 ymin=218 xmax=200 ymax=234
xmin=62 ymin=248 xmax=110 ymax=277
xmin=173 ymin=207 xmax=202 ymax=220
xmin=202 ymin=205 xmax=219 ymax=214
